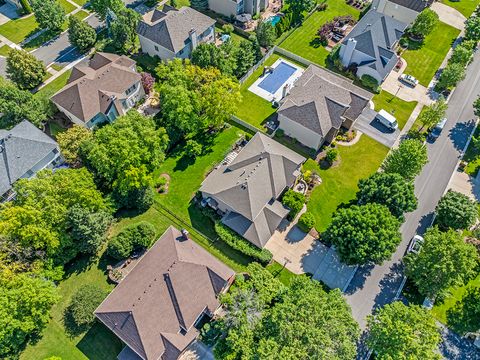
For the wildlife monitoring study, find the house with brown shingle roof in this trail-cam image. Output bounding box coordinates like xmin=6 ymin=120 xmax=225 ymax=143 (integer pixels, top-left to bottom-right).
xmin=51 ymin=52 xmax=144 ymax=129
xmin=277 ymin=64 xmax=373 ymax=150
xmin=95 ymin=226 xmax=235 ymax=360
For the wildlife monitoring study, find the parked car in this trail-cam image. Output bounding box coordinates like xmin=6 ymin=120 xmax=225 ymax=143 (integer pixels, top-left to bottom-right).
xmin=376 ymin=109 xmax=398 ymax=130
xmin=428 ymin=117 xmax=447 ymax=141
xmin=407 ymin=234 xmax=424 ymax=254
xmin=399 ymin=74 xmax=419 ymax=87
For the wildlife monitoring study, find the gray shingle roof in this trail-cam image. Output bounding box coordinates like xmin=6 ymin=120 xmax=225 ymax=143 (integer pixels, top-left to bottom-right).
xmin=278 ymin=65 xmax=373 ymax=137
xmin=387 ymin=0 xmax=433 ymax=12
xmin=95 ymin=226 xmax=235 ymax=360
xmin=137 ymin=6 xmax=215 ymax=53
xmin=50 ymin=52 xmax=140 ymax=123
xmin=200 ymin=133 xmax=305 ymax=248
xmin=0 ymin=120 xmax=58 ymax=196
xmin=343 ymin=10 xmax=407 ymax=79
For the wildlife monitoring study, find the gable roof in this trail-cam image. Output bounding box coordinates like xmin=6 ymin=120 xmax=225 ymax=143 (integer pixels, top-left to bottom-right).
xmin=343 ymin=10 xmax=407 ymax=79
xmin=200 ymin=133 xmax=305 ymax=248
xmin=50 ymin=52 xmax=140 ymax=123
xmin=278 ymin=65 xmax=373 ymax=137
xmin=95 ymin=226 xmax=235 ymax=360
xmin=0 ymin=120 xmax=58 ymax=196
xmin=137 ymin=6 xmax=215 ymax=53
xmin=386 ymin=0 xmax=433 ymax=12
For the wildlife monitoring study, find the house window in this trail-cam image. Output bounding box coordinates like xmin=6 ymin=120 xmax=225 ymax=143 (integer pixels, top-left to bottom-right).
xmin=125 ymin=84 xmax=136 ymax=96
xmin=178 ymin=48 xmax=184 ymax=55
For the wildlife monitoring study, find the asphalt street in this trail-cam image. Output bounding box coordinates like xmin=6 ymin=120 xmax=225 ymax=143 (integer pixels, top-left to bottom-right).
xmin=32 ymin=14 xmax=103 ymax=66
xmin=345 ymin=50 xmax=480 ymax=331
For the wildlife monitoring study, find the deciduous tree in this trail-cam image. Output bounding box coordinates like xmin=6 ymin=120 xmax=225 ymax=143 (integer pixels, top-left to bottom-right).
xmin=465 ymin=15 xmax=480 ymax=41
xmin=435 ymin=190 xmax=478 ymax=230
xmin=417 ymin=97 xmax=447 ymax=130
xmin=450 ymin=43 xmax=474 ymax=66
xmin=323 ymin=203 xmax=401 ymax=265
xmin=68 ymin=16 xmax=97 ymax=52
xmin=90 ymin=0 xmax=124 ymax=20
xmin=6 ymin=49 xmax=46 ymax=90
xmin=56 ymin=125 xmax=92 ymax=167
xmin=474 ymin=96 xmax=480 ymax=117
xmin=446 ymin=287 xmax=480 ymax=335
xmin=256 ymin=20 xmax=277 ymax=47
xmin=285 ymin=0 xmax=315 ymax=24
xmin=366 ymin=302 xmax=441 ymax=360
xmin=382 ymin=139 xmax=428 ymax=180
xmin=65 ymin=284 xmax=107 ymax=328
xmin=437 ymin=62 xmax=466 ymax=90
xmin=110 ymin=8 xmax=140 ymax=53
xmin=410 ymin=8 xmax=439 ymax=38
xmin=404 ymin=227 xmax=478 ymax=300
xmin=357 ymin=172 xmax=417 ymax=219
xmin=31 ymin=0 xmax=65 ymax=31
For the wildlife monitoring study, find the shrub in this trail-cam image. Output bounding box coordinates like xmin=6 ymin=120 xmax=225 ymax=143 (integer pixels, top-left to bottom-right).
xmin=281 ymin=189 xmax=306 ymax=220
xmin=66 ymin=285 xmax=107 ymax=328
xmin=325 ymin=148 xmax=338 ymax=164
xmin=107 ymin=232 xmax=133 ymax=259
xmin=297 ymin=212 xmax=315 ymax=232
xmin=275 ymin=128 xmax=285 ymax=138
xmin=360 ymin=74 xmax=380 ymax=93
xmin=19 ymin=0 xmax=32 ymax=14
xmin=317 ymin=2 xmax=328 ymax=11
xmin=214 ymin=222 xmax=273 ymax=264
xmin=435 ymin=190 xmax=477 ymax=230
xmin=222 ymin=23 xmax=234 ymax=34
xmin=141 ymin=72 xmax=155 ymax=95
xmin=107 ymin=222 xmax=156 ymax=259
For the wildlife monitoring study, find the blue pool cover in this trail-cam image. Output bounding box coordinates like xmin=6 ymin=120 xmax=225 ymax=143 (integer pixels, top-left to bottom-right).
xmin=258 ymin=62 xmax=297 ymax=94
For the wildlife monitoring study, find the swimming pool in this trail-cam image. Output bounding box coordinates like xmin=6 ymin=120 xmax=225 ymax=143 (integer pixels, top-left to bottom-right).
xmin=267 ymin=15 xmax=281 ymax=26
xmin=258 ymin=61 xmax=297 ymax=94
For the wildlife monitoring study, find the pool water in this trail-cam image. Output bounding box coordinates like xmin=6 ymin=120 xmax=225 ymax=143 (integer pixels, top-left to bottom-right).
xmin=258 ymin=61 xmax=297 ymax=94
xmin=267 ymin=15 xmax=281 ymax=26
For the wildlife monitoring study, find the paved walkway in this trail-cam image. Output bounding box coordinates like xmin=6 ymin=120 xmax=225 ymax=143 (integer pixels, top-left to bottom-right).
xmin=448 ymin=169 xmax=480 ymax=201
xmin=431 ymin=2 xmax=467 ymax=31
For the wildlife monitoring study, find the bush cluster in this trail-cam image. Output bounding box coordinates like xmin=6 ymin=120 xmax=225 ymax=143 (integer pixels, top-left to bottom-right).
xmin=107 ymin=222 xmax=156 ymax=259
xmin=297 ymin=212 xmax=316 ymax=233
xmin=66 ymin=284 xmax=107 ymax=328
xmin=214 ymin=222 xmax=273 ymax=264
xmin=281 ymin=189 xmax=306 ymax=220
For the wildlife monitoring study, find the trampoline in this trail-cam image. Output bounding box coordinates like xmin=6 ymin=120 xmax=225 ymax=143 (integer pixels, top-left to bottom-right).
xmin=258 ymin=61 xmax=297 ymax=94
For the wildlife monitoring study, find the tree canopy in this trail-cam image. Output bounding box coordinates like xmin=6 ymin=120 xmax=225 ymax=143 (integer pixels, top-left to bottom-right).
xmin=435 ymin=190 xmax=478 ymax=230
xmin=382 ymin=139 xmax=428 ymax=181
xmin=216 ymin=266 xmax=360 ymax=360
xmin=465 ymin=15 xmax=480 ymax=41
xmin=417 ymin=97 xmax=447 ymax=131
xmin=90 ymin=0 xmax=124 ymax=20
xmin=410 ymin=8 xmax=439 ymax=38
xmin=404 ymin=227 xmax=478 ymax=300
xmin=57 ymin=125 xmax=93 ymax=167
xmin=6 ymin=49 xmax=46 ymax=90
xmin=256 ymin=20 xmax=277 ymax=47
xmin=284 ymin=0 xmax=315 ymax=24
xmin=68 ymin=16 xmax=97 ymax=52
xmin=366 ymin=302 xmax=441 ymax=360
xmin=110 ymin=8 xmax=140 ymax=53
xmin=323 ymin=203 xmax=401 ymax=265
xmin=437 ymin=62 xmax=466 ymax=90
xmin=156 ymin=59 xmax=240 ymax=143
xmin=81 ymin=111 xmax=168 ymax=201
xmin=31 ymin=0 xmax=65 ymax=31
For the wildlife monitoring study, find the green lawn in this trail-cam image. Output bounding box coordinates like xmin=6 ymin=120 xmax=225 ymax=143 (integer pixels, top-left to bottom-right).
xmin=0 ymin=44 xmax=11 ymax=57
xmin=20 ymin=255 xmax=123 ymax=360
xmin=279 ymin=0 xmax=360 ymax=67
xmin=35 ymin=69 xmax=72 ymax=97
xmin=463 ymin=125 xmax=480 ymax=176
xmin=372 ymin=91 xmax=418 ymax=130
xmin=71 ymin=0 xmax=89 ymax=6
xmin=113 ymin=125 xmax=254 ymax=272
xmin=59 ymin=0 xmax=78 ymax=14
xmin=74 ymin=10 xmax=90 ymax=21
xmin=266 ymin=262 xmax=298 ymax=286
xmin=303 ymin=135 xmax=389 ymax=232
xmin=402 ymin=21 xmax=460 ymax=87
xmin=431 ymin=274 xmax=480 ymax=333
xmin=215 ymin=24 xmax=247 ymax=43
xmin=235 ymin=53 xmax=280 ymax=129
xmin=0 ymin=14 xmax=39 ymax=44
xmin=441 ymin=0 xmax=480 ymax=17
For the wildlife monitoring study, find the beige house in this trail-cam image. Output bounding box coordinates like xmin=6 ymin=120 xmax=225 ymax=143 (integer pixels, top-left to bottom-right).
xmin=50 ymin=52 xmax=144 ymax=129
xmin=137 ymin=6 xmax=215 ymax=60
xmin=277 ymin=65 xmax=373 ymax=151
xmin=95 ymin=226 xmax=235 ymax=360
xmin=208 ymin=0 xmax=269 ymax=17
xmin=372 ymin=0 xmax=433 ymax=25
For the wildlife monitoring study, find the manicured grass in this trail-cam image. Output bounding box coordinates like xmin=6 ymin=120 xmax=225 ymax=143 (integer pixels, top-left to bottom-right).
xmin=402 ymin=21 xmax=460 ymax=87
xmin=113 ymin=125 xmax=254 ymax=272
xmin=20 ymin=255 xmax=123 ymax=360
xmin=215 ymin=24 xmax=247 ymax=43
xmin=0 ymin=14 xmax=39 ymax=44
xmin=50 ymin=63 xmax=65 ymax=72
xmin=372 ymin=91 xmax=418 ymax=130
xmin=463 ymin=125 xmax=480 ymax=176
xmin=279 ymin=0 xmax=360 ymax=67
xmin=0 ymin=44 xmax=11 ymax=57
xmin=431 ymin=274 xmax=480 ymax=332
xmin=71 ymin=0 xmax=89 ymax=6
xmin=303 ymin=135 xmax=389 ymax=232
xmin=235 ymin=53 xmax=280 ymax=129
xmin=59 ymin=0 xmax=78 ymax=14
xmin=441 ymin=0 xmax=480 ymax=17
xmin=73 ymin=10 xmax=90 ymax=21
xmin=266 ymin=262 xmax=298 ymax=286
xmin=35 ymin=70 xmax=72 ymax=97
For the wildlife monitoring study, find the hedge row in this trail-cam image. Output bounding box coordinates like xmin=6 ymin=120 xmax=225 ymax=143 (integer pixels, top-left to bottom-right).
xmin=214 ymin=222 xmax=273 ymax=264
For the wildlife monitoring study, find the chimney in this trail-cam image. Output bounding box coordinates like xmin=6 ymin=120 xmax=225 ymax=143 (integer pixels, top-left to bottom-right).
xmin=341 ymin=38 xmax=357 ymax=67
xmin=189 ymin=28 xmax=198 ymax=50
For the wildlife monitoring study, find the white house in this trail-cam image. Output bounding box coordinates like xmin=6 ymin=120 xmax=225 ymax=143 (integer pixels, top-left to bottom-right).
xmin=277 ymin=65 xmax=373 ymax=150
xmin=372 ymin=0 xmax=433 ymax=25
xmin=0 ymin=121 xmax=62 ymax=202
xmin=50 ymin=52 xmax=144 ymax=129
xmin=137 ymin=6 xmax=215 ymax=60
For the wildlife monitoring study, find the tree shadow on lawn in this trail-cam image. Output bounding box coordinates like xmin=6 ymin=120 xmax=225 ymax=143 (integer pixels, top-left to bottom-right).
xmin=309 ymin=37 xmax=324 ymax=49
xmin=446 ymin=287 xmax=480 ymax=335
xmin=172 ymin=132 xmax=217 ymax=172
xmin=77 ymin=321 xmax=123 ymax=360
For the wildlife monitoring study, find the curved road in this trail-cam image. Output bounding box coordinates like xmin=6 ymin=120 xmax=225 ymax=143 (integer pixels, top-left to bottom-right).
xmin=345 ymin=51 xmax=480 ymax=330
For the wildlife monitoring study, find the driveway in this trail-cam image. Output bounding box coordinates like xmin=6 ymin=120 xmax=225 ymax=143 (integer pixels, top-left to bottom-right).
xmin=179 ymin=341 xmax=214 ymax=360
xmin=431 ymin=2 xmax=467 ymax=31
xmin=265 ymin=207 xmax=357 ymax=291
xmin=0 ymin=3 xmax=18 ymax=25
xmin=448 ymin=168 xmax=480 ymax=201
xmin=438 ymin=324 xmax=480 ymax=360
xmin=353 ymin=107 xmax=400 ymax=148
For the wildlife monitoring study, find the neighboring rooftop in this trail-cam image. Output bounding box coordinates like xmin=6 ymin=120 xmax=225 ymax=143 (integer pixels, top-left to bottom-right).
xmin=0 ymin=120 xmax=58 ymax=196
xmin=200 ymin=133 xmax=305 ymax=248
xmin=137 ymin=6 xmax=215 ymax=53
xmin=50 ymin=52 xmax=140 ymax=124
xmin=278 ymin=65 xmax=373 ymax=137
xmin=343 ymin=10 xmax=407 ymax=79
xmin=385 ymin=0 xmax=433 ymax=12
xmin=95 ymin=226 xmax=235 ymax=360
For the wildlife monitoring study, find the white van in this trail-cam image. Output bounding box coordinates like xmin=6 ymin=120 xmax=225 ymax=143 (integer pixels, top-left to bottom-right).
xmin=376 ymin=109 xmax=398 ymax=130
